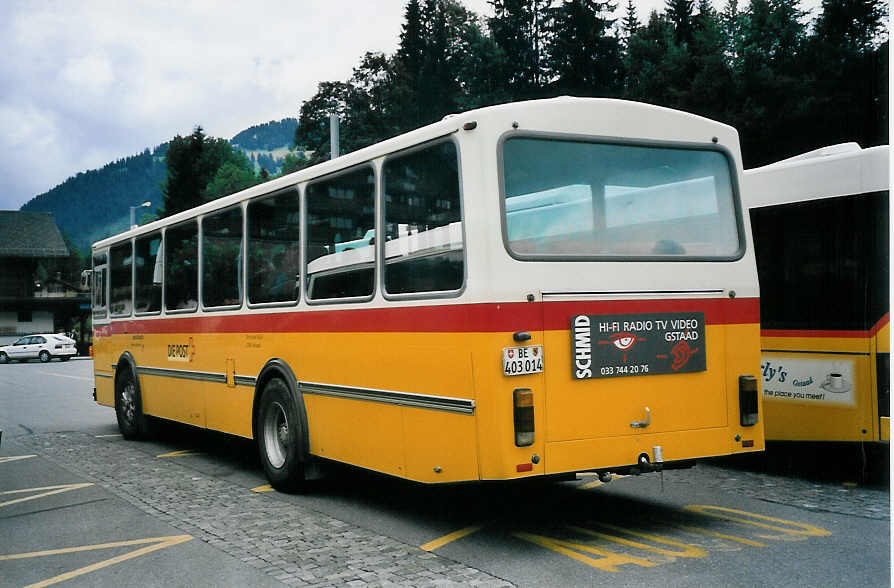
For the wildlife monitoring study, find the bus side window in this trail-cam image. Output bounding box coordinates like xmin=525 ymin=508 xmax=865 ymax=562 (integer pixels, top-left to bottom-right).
xmin=109 ymin=242 xmax=133 ymax=317
xmin=247 ymin=191 xmax=301 ymax=305
xmin=202 ymin=207 xmax=244 ymax=309
xmin=165 ymin=221 xmax=198 ymax=312
xmin=305 ymin=166 xmax=376 ymax=301
xmin=382 ymin=141 xmax=463 ymax=295
xmin=134 ymin=232 xmax=162 ymax=313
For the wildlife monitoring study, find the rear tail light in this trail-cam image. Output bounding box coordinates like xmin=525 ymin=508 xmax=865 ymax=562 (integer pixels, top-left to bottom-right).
xmin=513 ymin=388 xmax=534 ymax=446
xmin=739 ymin=375 xmax=759 ymax=426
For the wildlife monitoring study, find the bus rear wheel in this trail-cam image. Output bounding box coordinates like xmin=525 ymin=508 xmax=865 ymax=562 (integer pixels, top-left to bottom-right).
xmin=257 ymin=377 xmax=306 ymax=492
xmin=115 ymin=369 xmax=149 ymax=439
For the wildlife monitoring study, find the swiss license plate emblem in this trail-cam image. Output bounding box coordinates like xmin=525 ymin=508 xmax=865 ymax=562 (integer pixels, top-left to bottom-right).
xmin=503 ymin=345 xmax=544 ymax=376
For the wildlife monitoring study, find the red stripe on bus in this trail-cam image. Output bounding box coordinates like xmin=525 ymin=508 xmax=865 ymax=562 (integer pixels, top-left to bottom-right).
xmin=761 ymin=313 xmax=889 ymax=339
xmin=105 ymin=297 xmax=759 ymax=336
xmin=541 ymin=297 xmax=758 ymax=329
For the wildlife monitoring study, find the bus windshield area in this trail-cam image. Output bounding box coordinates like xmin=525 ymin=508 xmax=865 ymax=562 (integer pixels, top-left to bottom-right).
xmin=502 ymin=138 xmax=742 ymax=259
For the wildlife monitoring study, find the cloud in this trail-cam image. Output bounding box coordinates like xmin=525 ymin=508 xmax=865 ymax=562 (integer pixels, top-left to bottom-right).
xmin=0 ymin=1 xmax=417 ymax=211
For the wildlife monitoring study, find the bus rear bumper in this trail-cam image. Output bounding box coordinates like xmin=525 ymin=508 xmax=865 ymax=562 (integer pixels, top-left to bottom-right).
xmin=544 ymin=426 xmax=764 ymax=476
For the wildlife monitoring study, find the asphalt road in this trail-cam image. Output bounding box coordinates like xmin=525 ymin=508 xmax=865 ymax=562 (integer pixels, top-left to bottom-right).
xmin=0 ymin=359 xmax=889 ymax=587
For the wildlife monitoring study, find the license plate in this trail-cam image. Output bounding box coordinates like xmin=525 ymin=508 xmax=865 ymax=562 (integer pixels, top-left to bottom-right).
xmin=503 ymin=345 xmax=544 ymax=376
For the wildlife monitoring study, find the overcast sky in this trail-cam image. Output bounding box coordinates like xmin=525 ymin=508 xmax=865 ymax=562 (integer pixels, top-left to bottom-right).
xmin=1 ymin=0 xmax=820 ymax=212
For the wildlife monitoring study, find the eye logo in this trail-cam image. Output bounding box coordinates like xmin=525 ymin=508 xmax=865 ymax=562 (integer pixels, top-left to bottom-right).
xmin=600 ymin=332 xmax=645 ymax=363
xmin=611 ymin=333 xmax=637 ymax=351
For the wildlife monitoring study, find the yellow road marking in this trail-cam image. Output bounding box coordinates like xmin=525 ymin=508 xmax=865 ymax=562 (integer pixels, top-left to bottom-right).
xmin=684 ymin=505 xmax=831 ymax=538
xmin=0 ymin=535 xmax=193 ymax=588
xmin=420 ymin=525 xmax=484 ymax=551
xmin=0 ymin=455 xmax=36 ymax=464
xmin=0 ymin=483 xmax=94 ymax=508
xmin=674 ymin=524 xmax=766 ymax=547
xmin=156 ymin=449 xmax=202 ymax=458
xmin=514 ymin=531 xmax=656 ymax=572
xmin=251 ymin=484 xmax=274 ymax=493
xmin=517 ymin=505 xmax=826 ymax=573
xmin=572 ymin=524 xmax=708 ymax=559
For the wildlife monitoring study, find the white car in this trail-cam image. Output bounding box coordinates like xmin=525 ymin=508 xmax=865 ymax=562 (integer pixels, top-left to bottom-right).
xmin=0 ymin=334 xmax=77 ymax=363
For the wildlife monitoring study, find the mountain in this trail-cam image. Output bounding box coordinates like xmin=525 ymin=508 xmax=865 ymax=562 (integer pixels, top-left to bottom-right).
xmin=18 ymin=118 xmax=298 ymax=256
xmin=231 ymin=118 xmax=298 ymax=176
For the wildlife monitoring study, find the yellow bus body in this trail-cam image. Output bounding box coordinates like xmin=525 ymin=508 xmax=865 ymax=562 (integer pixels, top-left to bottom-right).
xmin=94 ymin=302 xmax=762 ymax=483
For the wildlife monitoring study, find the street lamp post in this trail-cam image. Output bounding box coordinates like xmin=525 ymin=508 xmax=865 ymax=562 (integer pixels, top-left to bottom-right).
xmin=130 ymin=201 xmax=151 ymax=229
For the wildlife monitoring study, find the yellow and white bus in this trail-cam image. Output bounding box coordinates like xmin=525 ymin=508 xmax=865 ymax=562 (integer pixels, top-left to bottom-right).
xmin=744 ymin=143 xmax=889 ymax=443
xmin=92 ymin=97 xmax=764 ymax=490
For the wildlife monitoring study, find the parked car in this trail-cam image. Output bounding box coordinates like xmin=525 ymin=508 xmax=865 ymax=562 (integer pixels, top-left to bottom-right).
xmin=0 ymin=334 xmax=77 ymax=363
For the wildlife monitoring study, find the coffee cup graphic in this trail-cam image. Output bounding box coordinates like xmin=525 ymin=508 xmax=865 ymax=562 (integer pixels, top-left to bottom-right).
xmin=821 ymin=372 xmax=850 ymax=393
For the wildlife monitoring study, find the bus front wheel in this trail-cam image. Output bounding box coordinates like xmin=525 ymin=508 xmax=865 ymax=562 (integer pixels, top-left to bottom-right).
xmin=257 ymin=378 xmax=307 ymax=492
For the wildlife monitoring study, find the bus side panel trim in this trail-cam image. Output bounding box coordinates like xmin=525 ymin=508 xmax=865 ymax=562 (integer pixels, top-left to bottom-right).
xmin=136 ymin=366 xmax=227 ymax=383
xmin=299 ymin=381 xmax=475 ymax=415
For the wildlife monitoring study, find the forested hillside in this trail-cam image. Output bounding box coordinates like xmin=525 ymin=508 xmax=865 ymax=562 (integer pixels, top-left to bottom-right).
xmin=20 ymin=146 xmax=168 ymax=256
xmin=18 ymin=119 xmax=298 ymax=255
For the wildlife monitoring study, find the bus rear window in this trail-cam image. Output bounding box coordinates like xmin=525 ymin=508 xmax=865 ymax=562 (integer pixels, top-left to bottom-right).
xmin=501 ymin=138 xmax=742 ymax=259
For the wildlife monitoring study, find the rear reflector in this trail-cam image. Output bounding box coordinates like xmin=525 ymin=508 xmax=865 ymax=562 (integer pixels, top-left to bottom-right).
xmin=739 ymin=375 xmax=759 ymax=426
xmin=513 ymin=388 xmax=534 ymax=447
xmin=516 ymin=463 xmax=533 ymax=472
xmin=742 ymin=439 xmax=755 ymax=448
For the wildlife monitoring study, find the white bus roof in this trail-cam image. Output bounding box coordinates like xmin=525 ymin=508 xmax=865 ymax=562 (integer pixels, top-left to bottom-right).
xmin=94 ymin=96 xmax=740 ymax=250
xmin=743 ymin=144 xmax=889 ymax=209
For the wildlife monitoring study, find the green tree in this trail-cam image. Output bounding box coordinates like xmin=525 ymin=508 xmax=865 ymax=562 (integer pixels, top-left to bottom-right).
xmin=736 ymin=0 xmax=810 ymax=165
xmin=666 ymin=0 xmax=695 ymax=44
xmin=799 ymin=0 xmax=888 ymax=152
xmin=204 ymin=149 xmax=258 ymax=201
xmin=279 ymin=151 xmax=309 ymax=176
xmin=546 ymin=0 xmax=624 ymax=97
xmin=488 ymin=0 xmax=552 ymax=99
xmin=626 ymin=11 xmax=689 ymax=106
xmin=621 ymin=0 xmax=641 ymax=45
xmin=161 ymin=126 xmax=257 ymax=217
xmin=293 ymin=81 xmax=351 ymax=165
xmin=687 ymin=0 xmax=735 ymax=120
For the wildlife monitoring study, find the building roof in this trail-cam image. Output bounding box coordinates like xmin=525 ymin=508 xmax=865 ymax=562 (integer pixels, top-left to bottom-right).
xmin=0 ymin=211 xmax=70 ymax=258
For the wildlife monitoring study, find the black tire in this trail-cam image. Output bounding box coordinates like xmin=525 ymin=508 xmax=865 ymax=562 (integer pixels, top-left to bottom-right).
xmin=256 ymin=377 xmax=307 ymax=492
xmin=0 ymin=352 xmax=7 ymax=364
xmin=39 ymin=350 xmax=50 ymax=363
xmin=115 ymin=368 xmax=149 ymax=439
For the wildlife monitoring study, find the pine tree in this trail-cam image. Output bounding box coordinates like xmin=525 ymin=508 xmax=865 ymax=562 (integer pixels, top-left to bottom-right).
xmin=488 ymin=0 xmax=552 ymax=98
xmin=720 ymin=0 xmax=742 ymax=62
xmin=622 ymin=0 xmax=641 ymax=44
xmin=666 ymin=0 xmax=695 ymax=44
xmin=161 ymin=126 xmax=256 ymax=217
xmin=546 ymin=0 xmax=623 ymax=97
